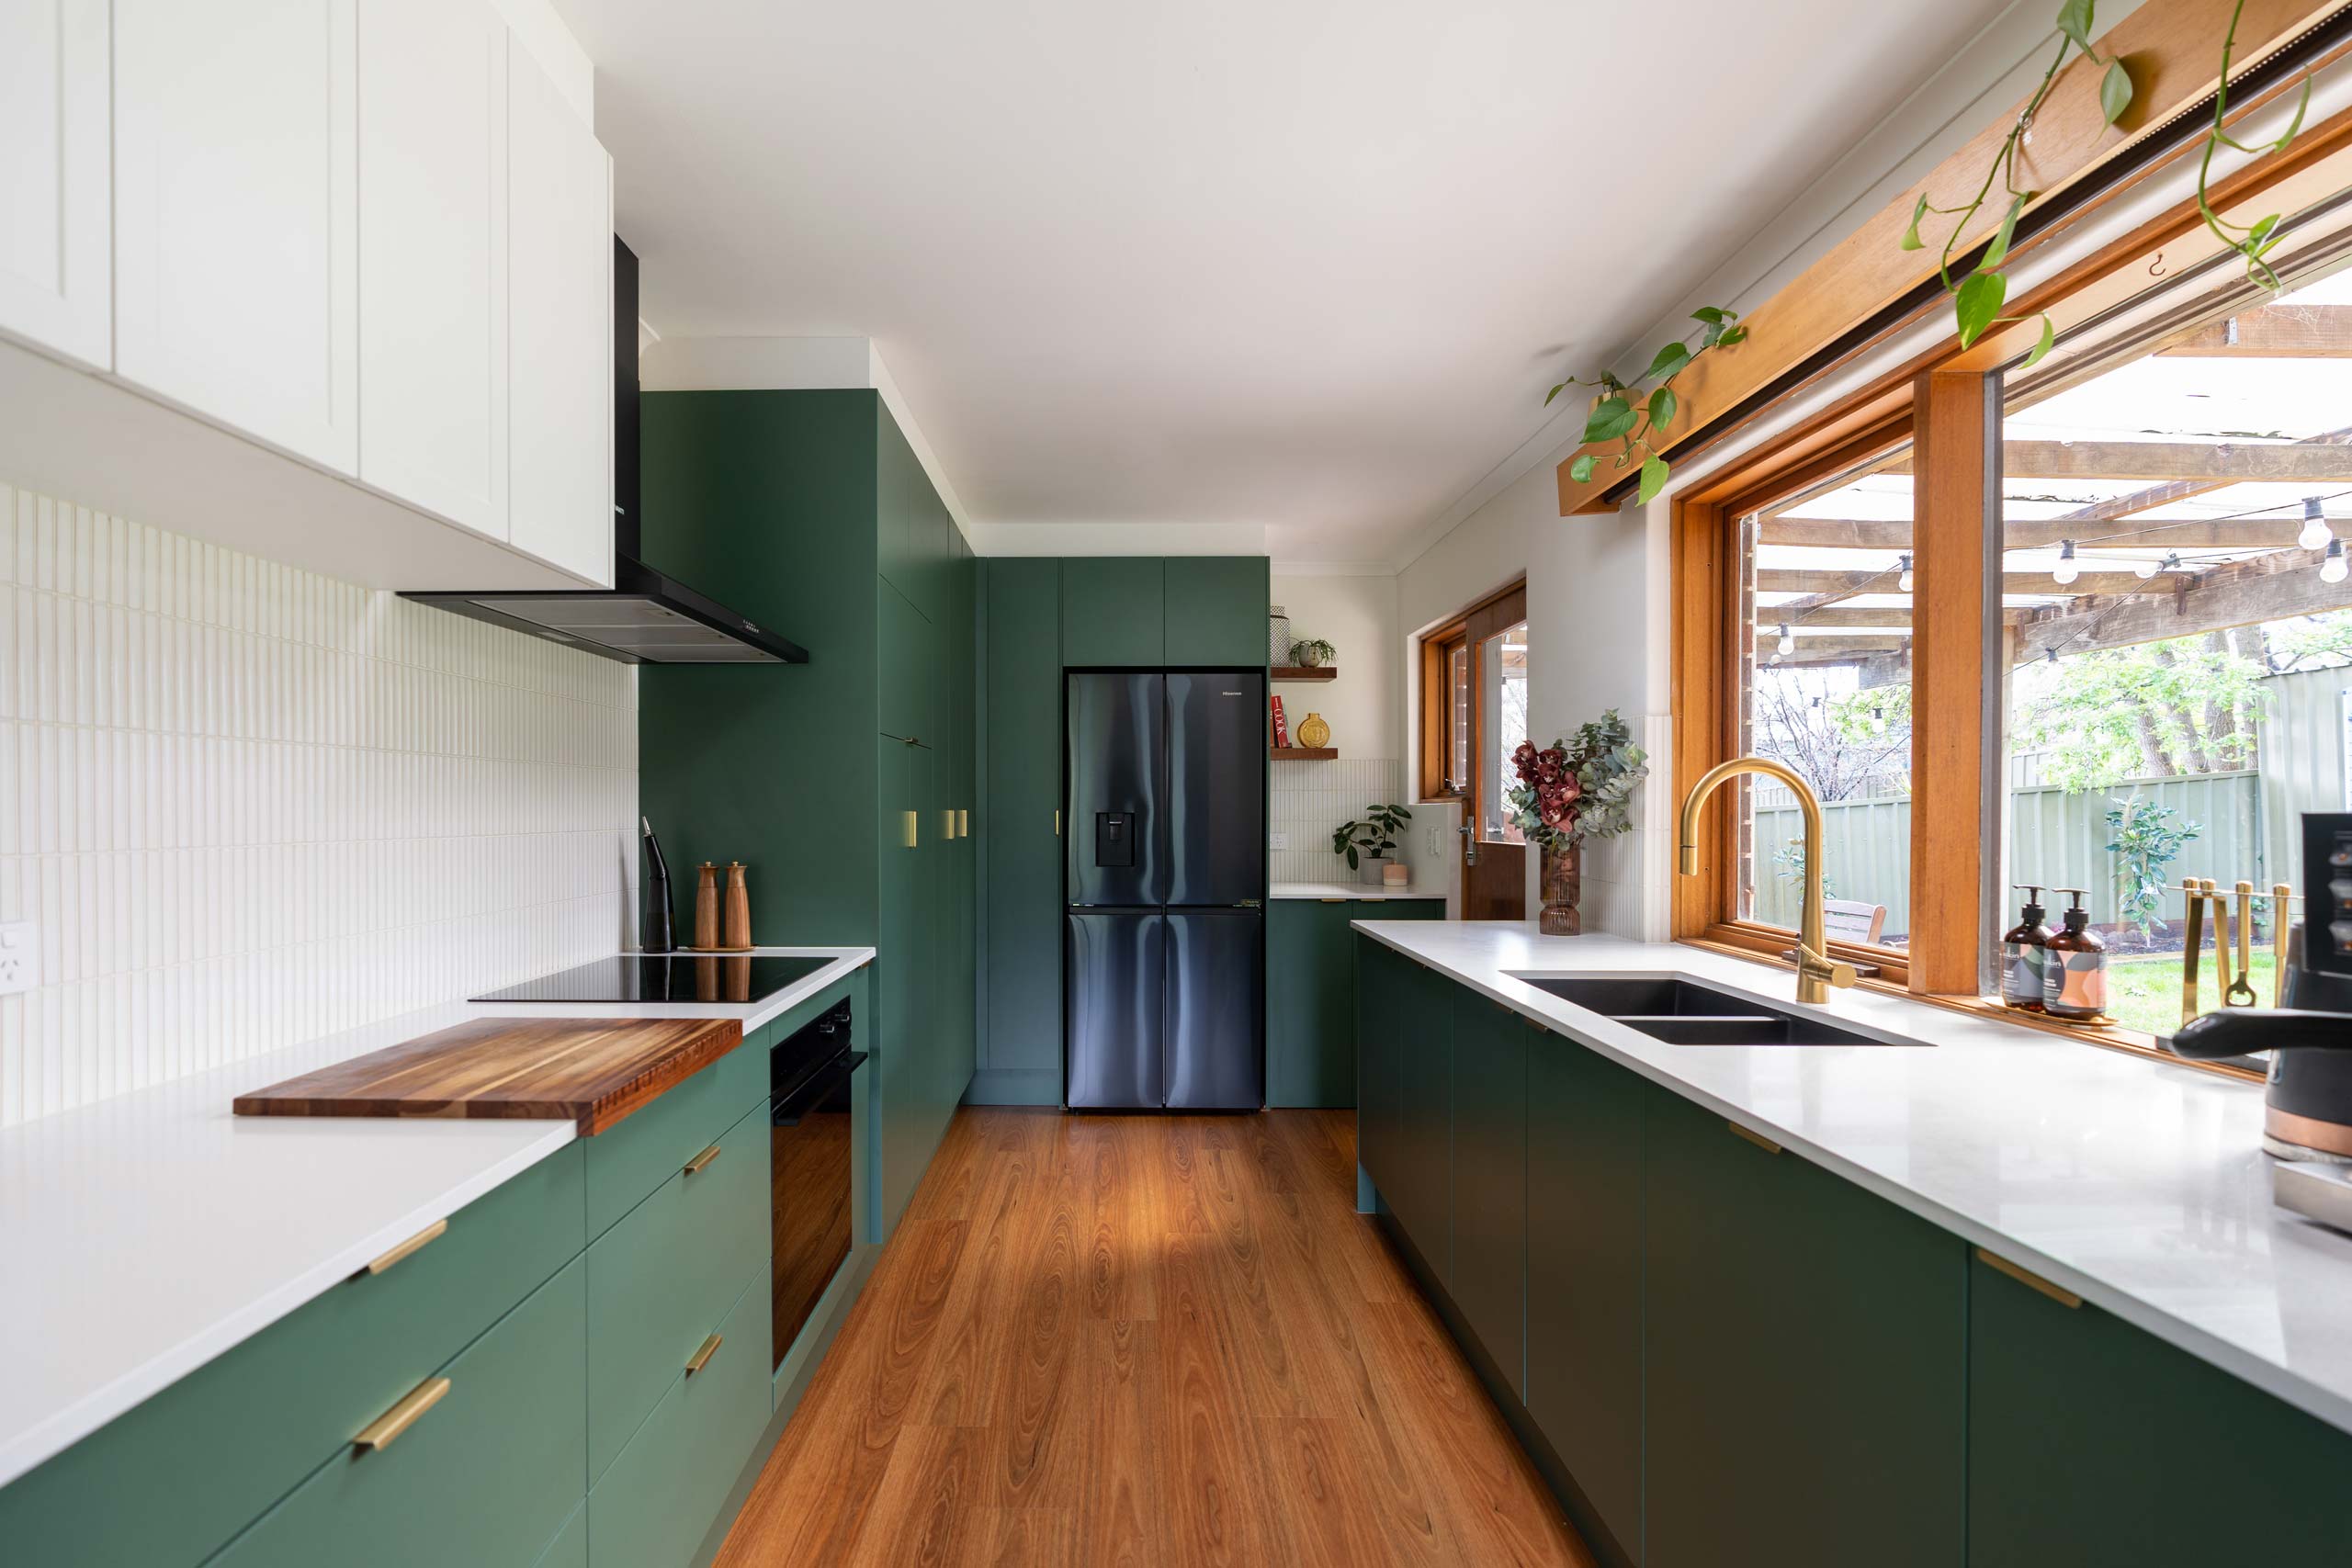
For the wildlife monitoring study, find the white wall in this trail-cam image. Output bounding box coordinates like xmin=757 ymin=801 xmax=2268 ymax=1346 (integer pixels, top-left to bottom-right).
xmin=1268 ymin=572 xmax=1414 ymax=884
xmin=0 ymin=479 xmax=639 ymax=1127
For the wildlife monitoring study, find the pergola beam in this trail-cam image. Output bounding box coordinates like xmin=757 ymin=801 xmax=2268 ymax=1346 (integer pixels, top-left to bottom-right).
xmin=2154 ymin=303 xmax=2352 ymax=358
xmin=1758 ymin=516 xmax=2309 ymax=549
xmin=2008 ymin=547 xmax=2352 ymax=662
xmin=1758 ymin=568 xmax=2166 ymax=596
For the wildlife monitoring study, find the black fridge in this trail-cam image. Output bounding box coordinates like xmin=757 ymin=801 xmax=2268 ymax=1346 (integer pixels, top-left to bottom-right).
xmin=1066 ymin=671 xmax=1266 ymax=1110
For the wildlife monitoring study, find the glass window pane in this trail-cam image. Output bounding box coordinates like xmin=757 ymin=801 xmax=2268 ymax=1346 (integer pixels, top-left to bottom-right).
xmin=1479 ymin=620 xmax=1530 ymax=842
xmin=1996 ymin=263 xmax=2352 ymax=1035
xmin=1733 ymin=445 xmax=1916 ymax=946
xmin=1446 ymin=640 xmax=1470 ymax=794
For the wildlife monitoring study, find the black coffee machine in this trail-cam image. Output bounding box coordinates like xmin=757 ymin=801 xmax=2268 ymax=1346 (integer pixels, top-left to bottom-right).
xmin=2172 ymin=813 xmax=2352 ymax=1165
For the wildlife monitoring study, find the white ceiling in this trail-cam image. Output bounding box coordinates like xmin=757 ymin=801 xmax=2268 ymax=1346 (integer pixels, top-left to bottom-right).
xmin=557 ymin=0 xmax=2020 ymax=565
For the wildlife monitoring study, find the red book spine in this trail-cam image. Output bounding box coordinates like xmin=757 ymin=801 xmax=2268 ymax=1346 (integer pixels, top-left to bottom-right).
xmin=1271 ymin=694 xmax=1290 ymax=748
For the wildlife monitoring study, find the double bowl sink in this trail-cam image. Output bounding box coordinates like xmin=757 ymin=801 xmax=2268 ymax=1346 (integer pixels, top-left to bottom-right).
xmin=1509 ymin=976 xmax=1924 ymax=1047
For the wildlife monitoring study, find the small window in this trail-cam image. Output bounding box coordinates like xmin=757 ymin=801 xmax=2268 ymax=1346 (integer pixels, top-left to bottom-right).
xmin=1419 ymin=583 xmax=1526 ymax=806
xmin=1479 ymin=617 xmax=1530 ymax=841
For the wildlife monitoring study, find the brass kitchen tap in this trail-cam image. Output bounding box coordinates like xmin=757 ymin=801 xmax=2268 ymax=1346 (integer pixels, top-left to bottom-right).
xmin=1678 ymin=756 xmax=1858 ymax=1005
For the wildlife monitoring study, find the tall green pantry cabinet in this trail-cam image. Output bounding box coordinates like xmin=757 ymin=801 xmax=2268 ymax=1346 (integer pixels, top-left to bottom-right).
xmin=638 ymin=389 xmax=977 ymax=1235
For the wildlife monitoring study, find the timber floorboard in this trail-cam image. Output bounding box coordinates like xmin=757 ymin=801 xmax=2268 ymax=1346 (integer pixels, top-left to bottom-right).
xmin=715 ymin=1107 xmax=1594 ymax=1568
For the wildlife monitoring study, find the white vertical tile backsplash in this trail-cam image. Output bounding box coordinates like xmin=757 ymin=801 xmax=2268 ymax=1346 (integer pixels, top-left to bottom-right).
xmin=0 ymin=481 xmax=639 ymax=1127
xmin=1269 ymin=756 xmax=1409 ymax=885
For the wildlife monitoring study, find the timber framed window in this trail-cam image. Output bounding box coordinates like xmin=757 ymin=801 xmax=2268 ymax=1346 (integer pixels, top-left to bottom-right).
xmin=1418 ymin=581 xmax=1528 ymax=814
xmin=1668 ymin=36 xmax=2352 ymax=1074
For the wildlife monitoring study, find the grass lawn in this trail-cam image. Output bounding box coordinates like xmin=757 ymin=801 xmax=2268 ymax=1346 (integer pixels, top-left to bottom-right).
xmin=2104 ymin=951 xmax=2279 ymax=1038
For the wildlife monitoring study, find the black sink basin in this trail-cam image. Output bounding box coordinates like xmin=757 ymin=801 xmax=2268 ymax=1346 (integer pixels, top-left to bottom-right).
xmin=1510 ymin=974 xmax=1922 ymax=1047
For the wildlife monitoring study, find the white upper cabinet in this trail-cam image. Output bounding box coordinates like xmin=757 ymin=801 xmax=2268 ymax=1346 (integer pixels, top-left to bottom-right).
xmin=508 ymin=43 xmax=614 ymax=587
xmin=0 ymin=0 xmax=111 ymax=369
xmin=357 ymin=0 xmax=510 ymax=540
xmin=114 ymin=0 xmax=361 ymax=475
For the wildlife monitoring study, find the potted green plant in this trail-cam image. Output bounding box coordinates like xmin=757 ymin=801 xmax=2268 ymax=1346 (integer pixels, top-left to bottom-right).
xmin=1290 ymin=637 xmax=1334 ymax=668
xmin=1332 ymin=803 xmax=1412 ymax=886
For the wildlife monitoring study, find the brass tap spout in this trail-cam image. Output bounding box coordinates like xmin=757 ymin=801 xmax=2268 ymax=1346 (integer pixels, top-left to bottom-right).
xmin=1677 ymin=756 xmax=1858 ymax=1005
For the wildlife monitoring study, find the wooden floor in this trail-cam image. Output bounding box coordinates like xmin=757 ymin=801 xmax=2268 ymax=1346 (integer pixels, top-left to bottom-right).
xmin=715 ymin=1107 xmax=1595 ymax=1567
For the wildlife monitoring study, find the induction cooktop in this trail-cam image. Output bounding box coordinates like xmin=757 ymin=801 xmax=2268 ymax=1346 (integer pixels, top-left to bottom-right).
xmin=471 ymin=955 xmax=831 ymax=1005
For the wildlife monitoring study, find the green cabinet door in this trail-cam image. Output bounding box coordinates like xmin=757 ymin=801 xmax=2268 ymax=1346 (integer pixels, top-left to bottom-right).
xmin=1353 ymin=933 xmax=1401 ymax=1190
xmin=1388 ymin=960 xmax=1455 ymax=1275
xmin=878 ymin=582 xmax=934 ymax=745
xmin=1447 ymin=993 xmax=1527 ymax=1396
xmin=1524 ymin=1026 xmax=1645 ymax=1563
xmin=1060 ymin=557 xmax=1163 ymax=666
xmin=209 ymin=1258 xmax=588 ymax=1568
xmin=1968 ymin=1250 xmax=2352 ymax=1565
xmin=981 ymin=558 xmax=1063 ymax=1089
xmin=1645 ymin=1087 xmax=1965 ymax=1568
xmin=1162 ymin=556 xmax=1268 ymax=666
xmin=1269 ymin=900 xmax=1355 ymax=1107
xmin=874 ymin=735 xmax=935 ymax=1229
xmin=876 ymin=400 xmax=949 ymax=624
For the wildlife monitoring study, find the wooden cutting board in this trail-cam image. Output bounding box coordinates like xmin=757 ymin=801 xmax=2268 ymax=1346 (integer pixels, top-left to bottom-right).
xmin=233 ymin=1017 xmax=746 ymax=1134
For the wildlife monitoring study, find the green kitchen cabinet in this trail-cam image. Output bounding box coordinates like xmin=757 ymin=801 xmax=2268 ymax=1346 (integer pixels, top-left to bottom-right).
xmin=1353 ymin=933 xmax=1404 ymax=1190
xmin=1644 ymin=1086 xmax=1966 ymax=1568
xmin=1523 ymin=1023 xmax=1645 ymax=1564
xmin=1163 ymin=555 xmax=1269 ymax=665
xmin=209 ymin=1257 xmax=588 ymax=1568
xmin=1060 ymin=556 xmax=1164 ymax=666
xmin=1272 ymin=899 xmax=1444 ymax=1108
xmin=1447 ymin=993 xmax=1527 ymax=1396
xmin=1388 ymin=958 xmax=1456 ymax=1275
xmin=640 ymin=389 xmax=977 ymax=1244
xmin=1968 ymin=1249 xmax=2352 ymax=1565
xmin=977 ymin=558 xmax=1062 ymax=1103
xmin=0 ymin=1145 xmax=585 ymax=1568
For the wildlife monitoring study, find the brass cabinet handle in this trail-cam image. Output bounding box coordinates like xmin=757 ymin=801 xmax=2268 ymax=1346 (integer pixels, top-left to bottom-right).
xmin=957 ymin=808 xmax=969 ymax=837
xmin=354 ymin=1377 xmax=451 ymax=1453
xmin=683 ymin=1143 xmax=722 ymax=1177
xmin=1726 ymin=1121 xmax=1783 ymax=1156
xmin=684 ymin=1334 xmax=723 ymax=1376
xmin=1319 ymin=897 xmax=1347 ymax=903
xmin=1054 ymin=809 xmax=1061 ymax=835
xmin=1974 ymin=1247 xmax=2083 ymax=1309
xmin=360 ymin=1218 xmax=447 ymax=1278
xmin=901 ymin=809 xmax=919 ymax=849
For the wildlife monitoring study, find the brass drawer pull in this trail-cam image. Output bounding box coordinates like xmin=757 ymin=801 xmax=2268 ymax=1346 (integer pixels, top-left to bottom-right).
xmin=354 ymin=1377 xmax=451 ymax=1453
xmin=684 ymin=1334 xmax=723 ymax=1376
xmin=957 ymin=808 xmax=969 ymax=837
xmin=1726 ymin=1121 xmax=1782 ymax=1156
xmin=360 ymin=1218 xmax=447 ymax=1278
xmin=1975 ymin=1247 xmax=2083 ymax=1309
xmin=683 ymin=1144 xmax=722 ymax=1177
xmin=902 ymin=809 xmax=919 ymax=849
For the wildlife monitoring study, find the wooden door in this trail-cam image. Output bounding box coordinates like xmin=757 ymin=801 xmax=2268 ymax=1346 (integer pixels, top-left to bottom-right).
xmin=1461 ymin=585 xmax=1529 ymax=919
xmin=0 ymin=0 xmax=110 ymax=368
xmin=115 ymin=0 xmax=360 ymax=471
xmin=507 ymin=37 xmax=612 ymax=584
xmin=357 ymin=0 xmax=508 ymax=538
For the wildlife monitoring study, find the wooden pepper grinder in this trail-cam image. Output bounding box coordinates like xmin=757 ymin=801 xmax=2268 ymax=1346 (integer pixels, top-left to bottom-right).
xmin=722 ymin=863 xmax=752 ymax=951
xmin=693 ymin=863 xmax=720 ymax=951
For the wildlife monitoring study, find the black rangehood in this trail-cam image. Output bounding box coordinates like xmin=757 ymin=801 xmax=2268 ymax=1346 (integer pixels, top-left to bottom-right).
xmin=401 ymin=238 xmax=808 ymax=666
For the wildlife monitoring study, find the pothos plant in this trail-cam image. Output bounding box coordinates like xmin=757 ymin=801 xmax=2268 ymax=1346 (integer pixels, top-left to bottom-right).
xmin=1905 ymin=0 xmax=2311 ymax=361
xmin=1505 ymin=710 xmax=1649 ymax=853
xmin=1331 ymin=803 xmax=1411 ymax=869
xmin=1545 ymin=307 xmax=1747 ymax=504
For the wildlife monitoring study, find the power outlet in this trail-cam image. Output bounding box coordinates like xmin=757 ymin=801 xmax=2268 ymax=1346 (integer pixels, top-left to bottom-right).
xmin=1268 ymin=832 xmax=1290 ymax=851
xmin=0 ymin=922 xmax=34 ymax=996
xmin=1426 ymin=826 xmax=1446 ymax=857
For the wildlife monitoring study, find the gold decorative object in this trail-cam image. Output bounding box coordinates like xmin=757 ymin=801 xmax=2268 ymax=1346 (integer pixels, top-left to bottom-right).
xmin=1295 ymin=711 xmax=1330 ymax=749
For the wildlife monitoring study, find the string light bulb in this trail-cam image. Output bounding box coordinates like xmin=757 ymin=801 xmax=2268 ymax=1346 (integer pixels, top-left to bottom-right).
xmin=1775 ymin=623 xmax=1795 ymax=656
xmin=1896 ymin=552 xmax=1915 ymax=592
xmin=2324 ymin=538 xmax=2348 ymax=585
xmin=2052 ymin=539 xmax=2079 ymax=586
xmin=2133 ymin=556 xmax=2159 ymax=579
xmin=2300 ymin=497 xmax=2334 ymax=552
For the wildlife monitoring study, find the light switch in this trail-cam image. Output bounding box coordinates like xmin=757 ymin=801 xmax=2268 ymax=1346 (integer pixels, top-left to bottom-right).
xmin=0 ymin=922 xmax=33 ymax=996
xmin=1268 ymin=832 xmax=1290 ymax=851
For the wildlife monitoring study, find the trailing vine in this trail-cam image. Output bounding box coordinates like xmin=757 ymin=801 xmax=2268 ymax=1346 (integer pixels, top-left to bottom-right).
xmin=1545 ymin=307 xmax=1746 ymax=504
xmin=1909 ymin=0 xmax=2312 ymax=361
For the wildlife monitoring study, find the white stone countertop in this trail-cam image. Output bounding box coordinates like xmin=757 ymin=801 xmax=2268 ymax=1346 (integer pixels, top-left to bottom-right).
xmin=1353 ymin=919 xmax=2352 ymax=1438
xmin=0 ymin=946 xmax=874 ymax=1489
xmin=1269 ymin=880 xmax=1447 ymax=901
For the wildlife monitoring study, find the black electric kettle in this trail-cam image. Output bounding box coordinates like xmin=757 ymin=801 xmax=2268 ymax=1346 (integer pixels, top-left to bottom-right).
xmin=2171 ymin=814 xmax=2352 ymax=1161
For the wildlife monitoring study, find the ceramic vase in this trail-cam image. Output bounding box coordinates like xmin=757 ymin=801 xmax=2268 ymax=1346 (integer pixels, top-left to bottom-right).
xmin=1296 ymin=711 xmax=1330 ymax=749
xmin=1539 ymin=841 xmax=1581 ymax=935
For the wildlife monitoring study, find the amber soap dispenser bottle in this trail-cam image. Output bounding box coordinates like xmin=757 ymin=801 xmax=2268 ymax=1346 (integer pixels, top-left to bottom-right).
xmin=2041 ymin=888 xmax=2109 ymax=1021
xmin=2000 ymin=886 xmax=2053 ymax=1012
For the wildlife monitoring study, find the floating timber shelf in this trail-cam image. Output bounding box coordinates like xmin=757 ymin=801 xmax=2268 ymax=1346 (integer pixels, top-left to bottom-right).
xmin=1271 ymin=665 xmax=1337 ymax=682
xmin=1272 ymin=747 xmax=1338 ymax=761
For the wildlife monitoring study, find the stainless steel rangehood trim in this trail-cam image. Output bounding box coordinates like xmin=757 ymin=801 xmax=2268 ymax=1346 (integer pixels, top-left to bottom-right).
xmin=400 ymin=237 xmax=808 ymax=666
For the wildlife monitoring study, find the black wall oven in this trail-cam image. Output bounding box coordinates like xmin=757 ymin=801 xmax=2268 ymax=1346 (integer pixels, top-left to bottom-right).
xmin=769 ymin=999 xmax=865 ymax=1369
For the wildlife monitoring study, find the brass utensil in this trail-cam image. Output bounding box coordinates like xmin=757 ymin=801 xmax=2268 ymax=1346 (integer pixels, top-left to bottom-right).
xmin=2272 ymin=882 xmax=2293 ymax=1007
xmin=2204 ymin=880 xmax=2232 ymax=1009
xmin=2228 ymin=880 xmax=2257 ymax=1007
xmin=2180 ymin=881 xmax=2206 ymax=1028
